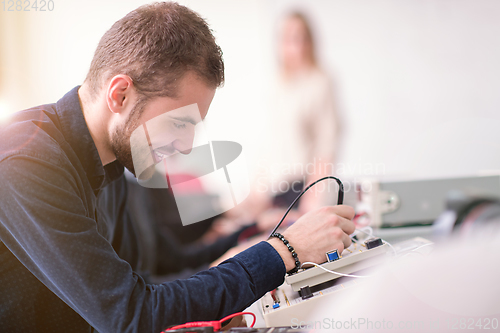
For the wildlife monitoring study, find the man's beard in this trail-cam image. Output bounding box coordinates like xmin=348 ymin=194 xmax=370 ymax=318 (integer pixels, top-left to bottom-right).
xmin=109 ymin=98 xmax=147 ymax=177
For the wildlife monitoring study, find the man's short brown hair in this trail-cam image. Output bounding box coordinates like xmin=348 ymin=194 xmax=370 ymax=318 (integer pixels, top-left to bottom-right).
xmin=85 ymin=1 xmax=224 ymax=99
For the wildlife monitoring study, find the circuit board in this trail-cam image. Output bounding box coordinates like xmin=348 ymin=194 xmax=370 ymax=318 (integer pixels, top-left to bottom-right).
xmin=286 ymin=240 xmax=390 ymax=292
xmin=260 ymin=237 xmax=432 ymax=327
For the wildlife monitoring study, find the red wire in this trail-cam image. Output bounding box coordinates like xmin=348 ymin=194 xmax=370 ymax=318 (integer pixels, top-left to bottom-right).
xmin=164 ymin=311 xmax=256 ymax=332
xmin=353 ymin=212 xmax=370 ymax=227
xmin=220 ymin=312 xmax=256 ymax=328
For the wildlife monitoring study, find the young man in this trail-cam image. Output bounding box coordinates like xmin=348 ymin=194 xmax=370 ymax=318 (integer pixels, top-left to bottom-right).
xmin=0 ymin=2 xmax=355 ymax=332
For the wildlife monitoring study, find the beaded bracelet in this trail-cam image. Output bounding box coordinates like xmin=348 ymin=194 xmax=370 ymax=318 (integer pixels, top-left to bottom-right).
xmin=270 ymin=232 xmax=301 ymax=274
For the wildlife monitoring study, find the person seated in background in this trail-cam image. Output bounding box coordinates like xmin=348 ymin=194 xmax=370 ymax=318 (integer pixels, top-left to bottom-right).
xmin=123 ymin=174 xmax=301 ymax=279
xmin=123 ymin=177 xmax=263 ymax=282
xmin=0 ymin=2 xmax=355 ymax=332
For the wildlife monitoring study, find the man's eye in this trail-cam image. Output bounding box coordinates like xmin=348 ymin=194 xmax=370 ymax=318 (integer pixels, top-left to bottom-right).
xmin=174 ymin=122 xmax=186 ymax=129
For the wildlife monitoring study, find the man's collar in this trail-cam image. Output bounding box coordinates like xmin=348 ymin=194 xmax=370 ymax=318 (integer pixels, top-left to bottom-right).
xmin=56 ymin=86 xmax=124 ymax=190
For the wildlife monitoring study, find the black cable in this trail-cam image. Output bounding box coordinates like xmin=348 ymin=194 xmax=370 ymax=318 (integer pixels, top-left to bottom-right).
xmin=269 ymin=176 xmax=344 ymax=237
xmin=453 ymin=198 xmax=497 ymax=230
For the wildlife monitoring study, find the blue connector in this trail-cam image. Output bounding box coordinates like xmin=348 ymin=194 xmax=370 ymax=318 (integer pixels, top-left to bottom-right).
xmin=326 ymin=249 xmax=340 ymax=262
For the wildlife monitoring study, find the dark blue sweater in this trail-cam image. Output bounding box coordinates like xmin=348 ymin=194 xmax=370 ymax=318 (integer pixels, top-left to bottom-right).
xmin=0 ymin=87 xmax=285 ymax=332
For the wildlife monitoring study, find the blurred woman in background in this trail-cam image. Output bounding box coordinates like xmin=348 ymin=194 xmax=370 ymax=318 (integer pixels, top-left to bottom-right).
xmin=258 ymin=11 xmax=340 ymax=213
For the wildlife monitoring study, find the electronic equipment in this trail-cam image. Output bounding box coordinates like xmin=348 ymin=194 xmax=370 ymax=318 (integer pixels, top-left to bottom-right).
xmin=258 ymin=176 xmax=438 ymax=327
xmin=285 ymin=239 xmax=389 ymax=292
xmin=357 ymin=175 xmax=500 ymax=228
xmin=260 ymin=237 xmax=432 ymax=327
xmin=433 ymin=191 xmax=500 ymax=239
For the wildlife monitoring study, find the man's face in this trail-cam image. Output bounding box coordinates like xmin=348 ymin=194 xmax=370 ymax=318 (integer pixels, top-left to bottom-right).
xmin=110 ymin=72 xmax=216 ymax=177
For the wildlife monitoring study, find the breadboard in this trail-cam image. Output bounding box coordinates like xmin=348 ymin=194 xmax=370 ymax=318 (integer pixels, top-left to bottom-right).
xmin=260 ymin=237 xmax=433 ymax=327
xmin=286 ymin=241 xmax=390 ymax=292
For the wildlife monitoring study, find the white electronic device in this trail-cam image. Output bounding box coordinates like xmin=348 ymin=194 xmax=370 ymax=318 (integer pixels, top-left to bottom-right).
xmin=260 ymin=237 xmax=432 ymax=327
xmin=285 ymin=240 xmax=389 ymax=292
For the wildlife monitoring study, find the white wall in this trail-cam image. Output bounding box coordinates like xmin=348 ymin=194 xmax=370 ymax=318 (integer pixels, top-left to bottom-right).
xmin=271 ymin=0 xmax=500 ymax=180
xmin=2 ymin=0 xmax=500 ymax=180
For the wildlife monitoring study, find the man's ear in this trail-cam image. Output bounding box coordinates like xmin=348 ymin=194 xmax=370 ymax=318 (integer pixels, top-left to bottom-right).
xmin=106 ymin=75 xmax=134 ymax=114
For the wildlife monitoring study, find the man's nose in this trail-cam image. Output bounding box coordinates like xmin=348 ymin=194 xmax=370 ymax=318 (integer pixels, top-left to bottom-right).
xmin=177 ymin=145 xmax=193 ymax=155
xmin=173 ymin=128 xmax=195 ymax=154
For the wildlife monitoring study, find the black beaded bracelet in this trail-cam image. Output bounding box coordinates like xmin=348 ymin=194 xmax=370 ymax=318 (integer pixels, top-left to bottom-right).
xmin=270 ymin=232 xmax=301 ymax=274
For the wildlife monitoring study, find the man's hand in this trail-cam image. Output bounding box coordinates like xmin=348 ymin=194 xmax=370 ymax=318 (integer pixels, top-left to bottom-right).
xmin=267 ymin=205 xmax=355 ymax=272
